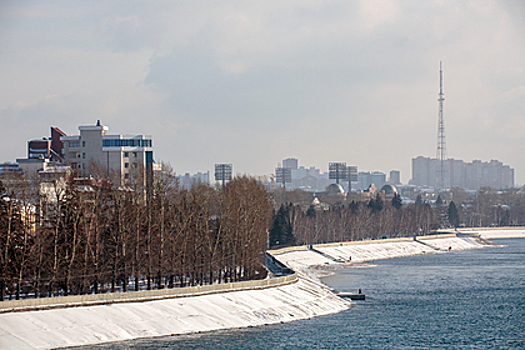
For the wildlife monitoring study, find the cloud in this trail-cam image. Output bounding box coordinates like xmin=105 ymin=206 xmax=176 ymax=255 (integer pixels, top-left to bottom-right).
xmin=0 ymin=0 xmax=524 ymax=184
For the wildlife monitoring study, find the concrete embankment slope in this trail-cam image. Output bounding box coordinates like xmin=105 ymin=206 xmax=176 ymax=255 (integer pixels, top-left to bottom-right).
xmin=0 ymin=274 xmax=350 ymax=350
xmin=269 ymin=233 xmax=494 ymax=275
xmin=457 ymin=227 xmax=525 ymax=240
xmin=0 ymin=230 xmax=513 ymax=350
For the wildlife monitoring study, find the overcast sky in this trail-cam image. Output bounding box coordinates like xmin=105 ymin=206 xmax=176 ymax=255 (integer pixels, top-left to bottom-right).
xmin=1 ymin=0 xmax=524 ymax=184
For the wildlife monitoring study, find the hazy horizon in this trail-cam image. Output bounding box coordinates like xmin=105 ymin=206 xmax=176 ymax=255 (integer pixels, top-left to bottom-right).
xmin=1 ymin=1 xmax=524 ymax=184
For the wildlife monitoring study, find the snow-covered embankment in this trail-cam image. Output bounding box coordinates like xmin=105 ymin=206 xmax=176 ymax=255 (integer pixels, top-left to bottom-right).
xmin=0 ymin=273 xmax=349 ymax=350
xmin=269 ymin=233 xmax=494 ymax=280
xmin=0 ymin=231 xmax=503 ymax=350
xmin=460 ymin=227 xmax=525 ymax=240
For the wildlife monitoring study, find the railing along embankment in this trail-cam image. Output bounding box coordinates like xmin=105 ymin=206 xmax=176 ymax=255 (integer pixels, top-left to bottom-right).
xmin=0 ymin=272 xmax=298 ymax=314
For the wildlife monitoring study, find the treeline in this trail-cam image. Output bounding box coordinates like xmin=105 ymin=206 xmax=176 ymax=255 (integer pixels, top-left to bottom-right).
xmin=0 ymin=168 xmax=272 ymax=301
xmin=3 ymin=168 xmax=525 ymax=302
xmin=448 ymin=187 xmax=525 ymax=227
xmin=270 ymin=193 xmax=440 ymax=247
xmin=270 ymin=187 xmax=525 ymax=248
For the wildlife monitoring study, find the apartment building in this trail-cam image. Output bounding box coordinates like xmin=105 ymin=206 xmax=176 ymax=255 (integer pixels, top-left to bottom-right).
xmin=358 ymin=171 xmax=386 ymax=190
xmin=389 ymin=170 xmax=401 ymax=185
xmin=411 ymin=156 xmax=514 ymax=190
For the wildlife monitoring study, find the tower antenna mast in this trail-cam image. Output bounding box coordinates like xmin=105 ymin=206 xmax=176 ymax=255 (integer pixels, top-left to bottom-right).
xmin=436 ymin=61 xmax=448 ymax=191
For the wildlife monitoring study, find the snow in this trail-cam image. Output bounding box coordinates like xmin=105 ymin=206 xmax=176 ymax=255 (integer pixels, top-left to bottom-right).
xmin=0 ymin=278 xmax=350 ymax=350
xmin=0 ymin=230 xmax=515 ymax=350
xmin=315 ymin=241 xmax=431 ymax=263
xmin=291 ymin=236 xmax=488 ymax=266
xmin=271 ymin=235 xmax=492 ymax=278
xmin=474 ymin=229 xmax=525 ymax=239
xmin=419 ymin=237 xmax=484 ymax=251
xmin=439 ymin=228 xmax=525 ymax=240
xmin=272 ymin=250 xmax=337 ymax=272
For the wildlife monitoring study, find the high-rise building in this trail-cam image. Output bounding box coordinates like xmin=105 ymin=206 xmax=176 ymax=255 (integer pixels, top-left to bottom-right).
xmin=61 ymin=121 xmax=154 ymax=183
xmin=358 ymin=171 xmax=386 ymax=190
xmin=389 ymin=170 xmax=401 ymax=185
xmin=412 ymin=156 xmax=436 ymax=187
xmin=278 ymin=158 xmax=332 ymax=191
xmin=411 ymin=156 xmax=514 ymax=190
xmin=283 ymin=158 xmax=298 ymax=170
xmin=412 ymin=64 xmax=515 ymax=191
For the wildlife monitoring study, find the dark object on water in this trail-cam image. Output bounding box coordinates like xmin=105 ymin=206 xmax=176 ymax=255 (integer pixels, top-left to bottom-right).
xmin=338 ymin=292 xmax=365 ymax=300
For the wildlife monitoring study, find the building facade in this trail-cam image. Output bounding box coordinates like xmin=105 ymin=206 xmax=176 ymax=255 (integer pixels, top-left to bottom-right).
xmin=358 ymin=171 xmax=386 ymax=190
xmin=411 ymin=156 xmax=437 ymax=188
xmin=282 ymin=158 xmax=299 ymax=170
xmin=389 ymin=170 xmax=401 ymax=185
xmin=179 ymin=171 xmax=210 ymax=190
xmin=411 ymin=156 xmax=514 ymax=190
xmin=61 ymin=121 xmax=154 ymax=183
xmin=13 ymin=127 xmax=68 ymax=175
xmin=277 ymin=158 xmax=332 ymax=192
xmin=27 ymin=127 xmax=66 ymax=162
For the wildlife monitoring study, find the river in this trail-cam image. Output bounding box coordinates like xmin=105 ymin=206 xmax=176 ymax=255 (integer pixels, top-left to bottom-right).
xmin=73 ymin=238 xmax=525 ymax=349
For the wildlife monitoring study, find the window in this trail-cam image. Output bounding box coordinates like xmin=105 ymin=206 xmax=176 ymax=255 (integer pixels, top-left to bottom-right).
xmin=102 ymin=139 xmax=153 ymax=147
xmin=82 ymin=153 xmax=85 ymax=159
xmin=124 ymin=163 xmax=129 ymax=169
xmin=133 ymin=152 xmax=137 ymax=157
xmin=124 ymin=152 xmax=129 ymax=158
xmin=82 ymin=141 xmax=85 ymax=147
xmin=124 ymin=173 xmax=129 ymax=179
xmin=69 ymin=140 xmax=80 ymax=148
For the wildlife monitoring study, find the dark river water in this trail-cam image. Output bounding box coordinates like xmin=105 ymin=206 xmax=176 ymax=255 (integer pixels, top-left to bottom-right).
xmin=76 ymin=238 xmax=525 ymax=349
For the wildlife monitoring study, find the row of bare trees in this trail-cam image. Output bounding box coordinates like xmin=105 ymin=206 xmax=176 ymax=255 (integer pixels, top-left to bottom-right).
xmin=449 ymin=187 xmax=525 ymax=227
xmin=270 ymin=186 xmax=525 ymax=248
xmin=3 ymin=167 xmax=525 ymax=302
xmin=0 ymin=167 xmax=272 ymax=301
xmin=269 ymin=194 xmax=440 ymax=247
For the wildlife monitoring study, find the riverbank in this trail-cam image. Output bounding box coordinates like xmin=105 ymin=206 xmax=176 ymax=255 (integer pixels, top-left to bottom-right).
xmin=459 ymin=227 xmax=525 ymax=239
xmin=0 ymin=274 xmax=349 ymax=350
xmin=0 ymin=228 xmax=521 ymax=350
xmin=268 ymin=231 xmax=499 ymax=280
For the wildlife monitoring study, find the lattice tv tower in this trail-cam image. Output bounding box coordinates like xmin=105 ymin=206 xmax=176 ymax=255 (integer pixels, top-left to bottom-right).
xmin=435 ymin=61 xmax=449 ymax=191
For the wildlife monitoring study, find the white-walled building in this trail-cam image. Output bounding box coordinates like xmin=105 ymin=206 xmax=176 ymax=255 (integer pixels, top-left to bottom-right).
xmin=61 ymin=121 xmax=154 ymax=183
xmin=179 ymin=171 xmax=210 ymax=190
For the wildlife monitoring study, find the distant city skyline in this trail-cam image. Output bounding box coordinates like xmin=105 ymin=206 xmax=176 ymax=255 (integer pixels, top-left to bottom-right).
xmin=2 ymin=122 xmax=519 ymax=190
xmin=1 ymin=1 xmax=524 ymax=184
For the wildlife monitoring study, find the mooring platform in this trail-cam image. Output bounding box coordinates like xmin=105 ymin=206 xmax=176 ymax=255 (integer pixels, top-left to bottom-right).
xmin=337 ymin=292 xmax=365 ymax=300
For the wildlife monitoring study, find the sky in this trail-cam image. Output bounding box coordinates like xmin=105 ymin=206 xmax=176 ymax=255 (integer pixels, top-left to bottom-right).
xmin=1 ymin=0 xmax=524 ymax=184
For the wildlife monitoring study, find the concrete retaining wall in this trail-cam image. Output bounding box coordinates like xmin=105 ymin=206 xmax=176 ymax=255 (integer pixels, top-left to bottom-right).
xmin=314 ymin=237 xmax=414 ymax=248
xmin=269 ymin=236 xmax=438 ymax=257
xmin=458 ymin=226 xmax=524 ymax=232
xmin=267 ymin=245 xmax=309 ymax=255
xmin=416 ymin=233 xmax=457 ymax=240
xmin=0 ymin=273 xmax=298 ymax=314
